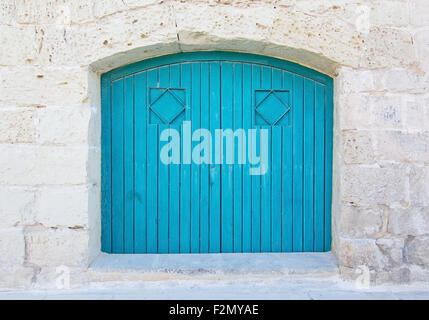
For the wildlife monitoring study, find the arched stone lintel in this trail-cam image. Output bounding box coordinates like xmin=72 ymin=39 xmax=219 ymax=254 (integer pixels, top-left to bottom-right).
xmin=89 ymin=36 xmax=339 ymax=77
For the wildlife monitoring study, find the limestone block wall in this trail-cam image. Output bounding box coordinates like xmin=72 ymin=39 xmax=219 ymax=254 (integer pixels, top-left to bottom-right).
xmin=0 ymin=0 xmax=428 ymax=288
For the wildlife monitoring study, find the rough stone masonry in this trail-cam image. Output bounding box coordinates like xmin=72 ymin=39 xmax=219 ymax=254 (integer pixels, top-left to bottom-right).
xmin=0 ymin=0 xmax=428 ymax=289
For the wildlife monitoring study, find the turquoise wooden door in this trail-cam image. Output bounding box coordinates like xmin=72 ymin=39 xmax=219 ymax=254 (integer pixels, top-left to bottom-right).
xmin=101 ymin=52 xmax=333 ymax=253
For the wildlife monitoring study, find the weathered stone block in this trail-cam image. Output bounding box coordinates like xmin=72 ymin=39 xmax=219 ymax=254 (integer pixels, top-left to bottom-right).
xmin=405 ymin=96 xmax=429 ymax=131
xmin=342 ymin=130 xmax=375 ymax=164
xmin=414 ymin=29 xmax=429 ymax=72
xmin=0 ymin=187 xmax=34 ymax=228
xmin=410 ymin=0 xmax=429 ymax=27
xmin=292 ymin=0 xmax=409 ymax=28
xmin=410 ymin=166 xmax=429 ymax=207
xmin=26 ymin=228 xmax=88 ymax=267
xmin=34 ymin=146 xmax=88 ymax=185
xmin=93 ymin=0 xmax=162 ymax=18
xmin=32 ymin=25 xmax=80 ymax=66
xmin=389 ymin=207 xmax=429 ymax=236
xmin=408 ymin=265 xmax=429 ymax=282
xmin=382 ymin=69 xmax=428 ymax=94
xmin=176 ymin=2 xmax=274 ymax=44
xmin=15 ymin=0 xmax=93 ymax=24
xmin=0 ymin=108 xmax=35 ymax=143
xmin=0 ymin=266 xmax=34 ymax=289
xmin=0 ymin=228 xmax=25 ymax=265
xmin=369 ymin=1 xmax=409 ymax=27
xmin=0 ymin=145 xmax=87 ymax=185
xmin=375 ymin=131 xmax=429 ymax=163
xmin=270 ymin=7 xmax=362 ymax=68
xmin=405 ymin=236 xmax=429 ymax=268
xmin=339 ymin=93 xmax=374 ymax=130
xmin=376 ymin=237 xmax=405 ymax=266
xmin=339 ymin=68 xmax=377 ymax=93
xmin=337 ymin=237 xmax=389 ymax=270
xmin=0 ymin=145 xmax=36 ymax=185
xmin=38 ymin=106 xmax=91 ymax=145
xmin=361 ymin=27 xmax=416 ymax=68
xmin=33 ymin=266 xmax=88 ymax=290
xmin=370 ymin=95 xmax=404 ymax=129
xmin=1 ymin=67 xmax=88 ymax=107
xmin=0 ymin=0 xmax=16 ymax=25
xmin=374 ymin=267 xmax=410 ymax=284
xmin=70 ymin=5 xmax=178 ymax=67
xmin=338 ymin=205 xmax=383 ymax=238
xmin=292 ymin=0 xmax=359 ymax=20
xmin=35 ymin=186 xmax=88 ymax=228
xmin=0 ymin=25 xmax=38 ymax=65
xmin=93 ymin=0 xmax=128 ymax=18
xmin=342 ymin=166 xmax=407 ymax=207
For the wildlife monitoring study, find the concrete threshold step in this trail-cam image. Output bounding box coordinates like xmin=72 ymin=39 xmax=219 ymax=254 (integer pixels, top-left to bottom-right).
xmin=90 ymin=252 xmax=339 ymax=278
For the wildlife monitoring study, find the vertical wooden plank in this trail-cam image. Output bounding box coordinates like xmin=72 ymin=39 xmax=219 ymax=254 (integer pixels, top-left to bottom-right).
xmin=209 ymin=62 xmax=221 ymax=253
xmin=111 ymin=79 xmax=124 ymax=253
xmin=233 ymin=63 xmax=243 ymax=253
xmin=242 ymin=64 xmax=252 ymax=252
xmin=168 ymin=124 xmax=180 ymax=253
xmin=180 ymin=63 xmax=192 ymax=253
xmin=158 ymin=123 xmax=169 ymax=253
xmin=251 ymin=65 xmax=261 ymax=252
xmin=325 ymin=80 xmax=333 ymax=251
xmin=190 ymin=63 xmax=201 ymax=253
xmin=169 ymin=64 xmax=181 ymax=253
xmin=260 ymin=66 xmax=271 ymax=252
xmin=282 ymin=125 xmax=294 ymax=252
xmin=200 ymin=62 xmax=210 ymax=253
xmin=271 ymin=68 xmax=282 ymax=252
xmin=157 ymin=66 xmax=170 ymax=253
xmin=271 ymin=127 xmax=282 ymax=252
xmin=260 ymin=126 xmax=271 ymax=252
xmin=134 ymin=72 xmax=147 ymax=253
xmin=314 ymin=82 xmax=325 ymax=252
xmin=293 ymin=74 xmax=304 ymax=252
xmin=147 ymin=125 xmax=158 ymax=253
xmin=303 ymin=79 xmax=315 ymax=252
xmin=101 ymin=74 xmax=112 ymax=253
xmin=124 ymin=76 xmax=134 ymax=253
xmin=282 ymin=72 xmax=293 ymax=252
xmin=147 ymin=69 xmax=158 ymax=253
xmin=220 ymin=62 xmax=234 ymax=253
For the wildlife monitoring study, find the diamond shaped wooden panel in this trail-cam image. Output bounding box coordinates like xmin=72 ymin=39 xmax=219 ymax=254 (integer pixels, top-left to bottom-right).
xmin=149 ymin=88 xmax=186 ymax=124
xmin=255 ymin=90 xmax=291 ymax=126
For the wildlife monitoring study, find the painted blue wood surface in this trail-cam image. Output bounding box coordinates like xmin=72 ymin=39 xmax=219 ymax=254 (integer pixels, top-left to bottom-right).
xmin=134 ymin=72 xmax=147 ymax=253
xmin=221 ymin=62 xmax=234 ymax=253
xmin=233 ymin=63 xmax=243 ymax=253
xmin=124 ymin=76 xmax=134 ymax=253
xmin=111 ymin=79 xmax=124 ymax=253
xmin=169 ymin=65 xmax=181 ymax=254
xmin=209 ymin=62 xmax=221 ymax=253
xmin=292 ymin=75 xmax=304 ymax=252
xmin=146 ymin=69 xmax=158 ymax=253
xmin=101 ymin=52 xmax=333 ymax=253
xmin=242 ymin=63 xmax=252 ymax=253
xmin=101 ymin=73 xmax=112 ymax=253
xmin=200 ymin=62 xmax=210 ymax=253
xmin=180 ymin=63 xmax=192 ymax=253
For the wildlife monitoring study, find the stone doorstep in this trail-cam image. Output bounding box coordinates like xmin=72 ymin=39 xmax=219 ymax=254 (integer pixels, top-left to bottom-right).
xmin=89 ymin=252 xmax=339 ymax=278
